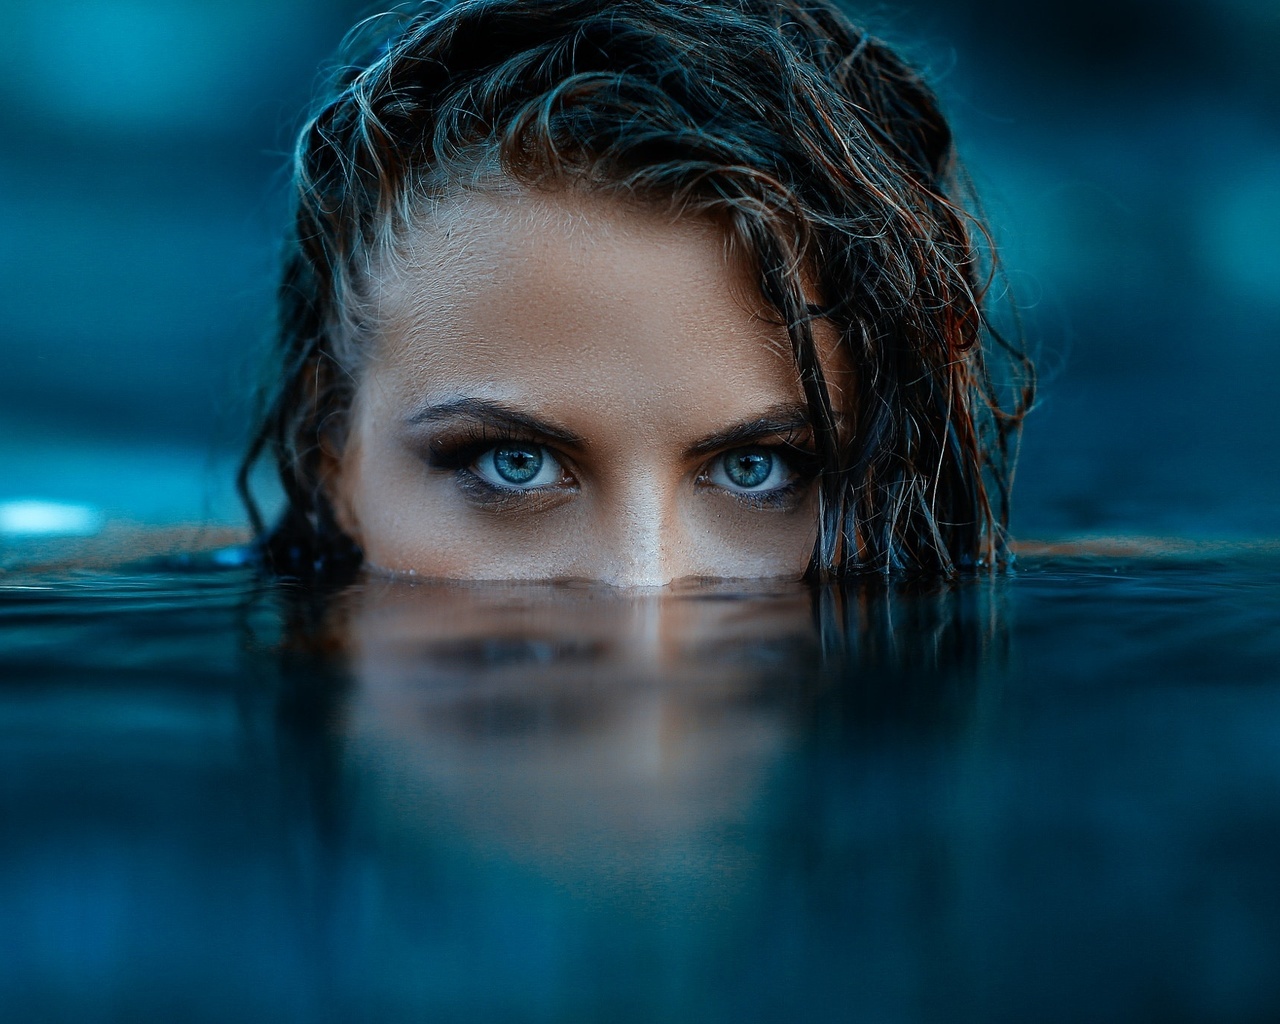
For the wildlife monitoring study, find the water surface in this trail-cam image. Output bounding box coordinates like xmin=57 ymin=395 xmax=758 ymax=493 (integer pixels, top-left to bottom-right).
xmin=2 ymin=549 xmax=1279 ymax=1022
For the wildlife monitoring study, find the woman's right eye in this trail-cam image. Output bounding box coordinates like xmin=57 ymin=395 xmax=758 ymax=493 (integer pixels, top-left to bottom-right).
xmin=470 ymin=443 xmax=564 ymax=490
xmin=704 ymin=445 xmax=797 ymax=495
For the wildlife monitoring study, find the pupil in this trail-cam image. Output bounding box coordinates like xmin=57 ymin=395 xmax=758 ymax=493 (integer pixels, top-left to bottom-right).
xmin=493 ymin=445 xmax=543 ymax=484
xmin=726 ymin=450 xmax=771 ymax=488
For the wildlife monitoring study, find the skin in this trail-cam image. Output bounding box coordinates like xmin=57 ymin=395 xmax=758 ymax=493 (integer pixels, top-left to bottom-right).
xmin=329 ymin=184 xmax=847 ymax=586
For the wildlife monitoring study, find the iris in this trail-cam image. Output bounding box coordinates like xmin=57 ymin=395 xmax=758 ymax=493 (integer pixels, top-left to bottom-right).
xmin=493 ymin=445 xmax=543 ymax=484
xmin=722 ymin=449 xmax=772 ymax=489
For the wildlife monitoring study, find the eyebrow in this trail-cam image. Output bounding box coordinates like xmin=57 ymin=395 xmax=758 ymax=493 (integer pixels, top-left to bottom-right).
xmin=407 ymin=397 xmax=812 ymax=457
xmin=683 ymin=405 xmax=813 ymax=459
xmin=406 ymin=397 xmax=587 ymax=449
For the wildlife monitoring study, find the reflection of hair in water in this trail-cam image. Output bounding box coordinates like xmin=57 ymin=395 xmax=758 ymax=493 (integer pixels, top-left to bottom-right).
xmin=812 ymin=578 xmax=1008 ymax=735
xmin=257 ymin=576 xmax=1007 ymax=766
xmin=236 ymin=578 xmax=1006 ymax=970
xmin=235 ymin=579 xmax=1005 ymax=985
xmin=243 ymin=578 xmax=1003 ymax=903
xmin=239 ymin=0 xmax=1034 ymax=580
xmin=237 ymin=583 xmax=354 ymax=843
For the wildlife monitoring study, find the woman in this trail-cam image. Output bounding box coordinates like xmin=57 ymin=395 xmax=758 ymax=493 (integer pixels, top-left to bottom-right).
xmin=239 ymin=0 xmax=1033 ymax=582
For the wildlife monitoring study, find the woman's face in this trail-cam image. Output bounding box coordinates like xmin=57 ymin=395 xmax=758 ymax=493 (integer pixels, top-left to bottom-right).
xmin=330 ymin=185 xmax=846 ymax=585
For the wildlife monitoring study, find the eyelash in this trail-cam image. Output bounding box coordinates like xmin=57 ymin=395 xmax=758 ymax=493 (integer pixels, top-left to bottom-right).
xmin=425 ymin=427 xmax=819 ymax=508
xmin=426 ymin=427 xmax=572 ymax=508
xmin=702 ymin=442 xmax=819 ymax=509
xmin=703 ymin=462 xmax=803 ymax=509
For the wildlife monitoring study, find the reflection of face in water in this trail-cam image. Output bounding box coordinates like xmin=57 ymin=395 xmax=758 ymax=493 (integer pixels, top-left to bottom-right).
xmin=334 ymin=580 xmax=821 ymax=899
xmin=294 ymin=577 xmax=1000 ymax=908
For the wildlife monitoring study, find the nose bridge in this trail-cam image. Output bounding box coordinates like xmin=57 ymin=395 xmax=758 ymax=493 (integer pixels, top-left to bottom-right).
xmin=595 ymin=472 xmax=690 ymax=588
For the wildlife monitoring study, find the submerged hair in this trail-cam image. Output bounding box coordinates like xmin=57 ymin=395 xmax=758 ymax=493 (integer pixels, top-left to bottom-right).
xmin=239 ymin=0 xmax=1034 ymax=579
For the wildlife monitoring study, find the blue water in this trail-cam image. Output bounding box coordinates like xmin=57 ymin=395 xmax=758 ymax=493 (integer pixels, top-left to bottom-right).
xmin=2 ymin=550 xmax=1280 ymax=1022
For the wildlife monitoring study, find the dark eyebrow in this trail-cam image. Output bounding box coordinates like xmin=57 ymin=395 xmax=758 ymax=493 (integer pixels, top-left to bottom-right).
xmin=684 ymin=405 xmax=813 ymax=459
xmin=405 ymin=397 xmax=586 ymax=449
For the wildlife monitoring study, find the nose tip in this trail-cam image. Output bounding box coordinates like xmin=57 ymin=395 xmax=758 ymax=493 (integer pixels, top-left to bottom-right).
xmin=597 ymin=537 xmax=674 ymax=589
xmin=599 ymin=565 xmax=675 ymax=589
xmin=593 ymin=503 xmax=688 ymax=588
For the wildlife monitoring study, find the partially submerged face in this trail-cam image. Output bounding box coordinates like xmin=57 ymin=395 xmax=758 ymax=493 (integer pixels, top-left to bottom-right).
xmin=328 ymin=185 xmax=848 ymax=585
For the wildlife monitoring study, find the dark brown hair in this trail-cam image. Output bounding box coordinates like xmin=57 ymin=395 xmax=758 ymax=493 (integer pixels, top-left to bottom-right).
xmin=239 ymin=0 xmax=1034 ymax=579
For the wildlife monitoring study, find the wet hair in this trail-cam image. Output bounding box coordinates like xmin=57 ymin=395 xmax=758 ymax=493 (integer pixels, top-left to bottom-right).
xmin=239 ymin=0 xmax=1034 ymax=579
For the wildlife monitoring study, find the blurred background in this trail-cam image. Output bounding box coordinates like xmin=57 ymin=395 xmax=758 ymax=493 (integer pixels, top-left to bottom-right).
xmin=1 ymin=0 xmax=1276 ymax=545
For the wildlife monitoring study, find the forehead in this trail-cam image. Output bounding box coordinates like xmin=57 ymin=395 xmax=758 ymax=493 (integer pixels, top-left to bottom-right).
xmin=364 ymin=186 xmax=822 ymax=440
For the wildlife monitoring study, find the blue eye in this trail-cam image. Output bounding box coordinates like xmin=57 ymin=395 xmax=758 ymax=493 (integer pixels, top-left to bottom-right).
xmin=707 ymin=446 xmax=792 ymax=493
xmin=724 ymin=449 xmax=772 ymax=488
xmin=494 ymin=446 xmax=541 ymax=483
xmin=473 ymin=444 xmax=562 ymax=489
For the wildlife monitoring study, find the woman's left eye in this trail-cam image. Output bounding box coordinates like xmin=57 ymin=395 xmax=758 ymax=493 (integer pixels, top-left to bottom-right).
xmin=471 ymin=443 xmax=564 ymax=489
xmin=704 ymin=446 xmax=795 ymax=494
